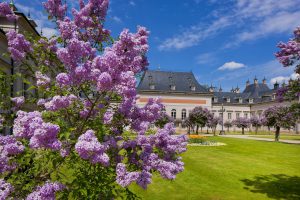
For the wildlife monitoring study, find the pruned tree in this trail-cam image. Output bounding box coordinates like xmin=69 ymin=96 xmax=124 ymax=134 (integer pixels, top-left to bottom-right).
xmin=233 ymin=117 xmax=250 ymax=135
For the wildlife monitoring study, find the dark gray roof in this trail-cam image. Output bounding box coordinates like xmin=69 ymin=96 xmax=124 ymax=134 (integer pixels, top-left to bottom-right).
xmin=242 ymin=83 xmax=271 ymax=98
xmin=137 ymin=70 xmax=208 ymax=93
xmin=212 ymin=83 xmax=276 ymax=105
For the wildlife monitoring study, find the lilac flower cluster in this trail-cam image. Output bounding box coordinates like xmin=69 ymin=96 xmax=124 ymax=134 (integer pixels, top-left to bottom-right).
xmin=35 ymin=71 xmax=51 ymax=88
xmin=75 ymin=130 xmax=109 ymax=165
xmin=118 ymin=123 xmax=187 ymax=189
xmin=13 ymin=111 xmax=62 ymax=150
xmin=0 ymin=135 xmax=24 ymax=173
xmin=0 ymin=179 xmax=13 ymax=200
xmin=6 ymin=30 xmax=32 ymax=61
xmin=26 ymin=181 xmax=65 ymax=200
xmin=206 ymin=116 xmax=221 ymax=128
xmin=43 ymin=0 xmax=67 ymax=20
xmin=130 ymin=98 xmax=163 ymax=133
xmin=11 ymin=96 xmax=25 ymax=109
xmin=0 ymin=2 xmax=17 ymax=21
xmin=56 ymin=73 xmax=71 ymax=87
xmin=275 ymin=27 xmax=300 ymax=74
xmin=44 ymin=95 xmax=77 ymax=111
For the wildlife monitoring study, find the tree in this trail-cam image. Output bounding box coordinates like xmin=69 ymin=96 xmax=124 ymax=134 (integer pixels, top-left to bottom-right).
xmin=0 ymin=1 xmax=187 ymax=199
xmin=233 ymin=117 xmax=250 ymax=135
xmin=189 ymin=106 xmax=211 ymax=134
xmin=207 ymin=116 xmax=221 ymax=136
xmin=224 ymin=121 xmax=232 ymax=132
xmin=250 ymin=116 xmax=263 ymax=134
xmin=182 ymin=118 xmax=194 ymax=134
xmin=263 ymin=106 xmax=296 ymax=141
xmin=155 ymin=112 xmax=174 ymax=128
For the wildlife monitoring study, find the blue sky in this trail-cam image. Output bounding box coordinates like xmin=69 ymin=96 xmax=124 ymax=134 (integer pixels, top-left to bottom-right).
xmin=14 ymin=0 xmax=300 ymax=91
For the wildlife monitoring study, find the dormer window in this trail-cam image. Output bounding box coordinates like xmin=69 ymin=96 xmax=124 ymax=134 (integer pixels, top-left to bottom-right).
xmin=190 ymin=86 xmax=196 ymax=91
xmin=213 ymin=97 xmax=218 ymax=103
xmin=239 ymin=98 xmax=242 ymax=103
xmin=249 ymin=98 xmax=253 ymax=103
xmin=226 ymin=97 xmax=230 ymax=103
xmin=170 ymin=85 xmax=176 ymax=91
xmin=272 ymin=94 xmax=276 ymax=100
xmin=149 ymin=84 xmax=155 ymax=90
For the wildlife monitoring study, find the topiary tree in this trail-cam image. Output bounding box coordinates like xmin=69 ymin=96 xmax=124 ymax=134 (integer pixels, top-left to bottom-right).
xmin=224 ymin=121 xmax=232 ymax=133
xmin=189 ymin=106 xmax=211 ymax=134
xmin=250 ymin=116 xmax=263 ymax=134
xmin=263 ymin=106 xmax=296 ymax=141
xmin=233 ymin=117 xmax=250 ymax=135
xmin=206 ymin=116 xmax=221 ymax=136
xmin=0 ymin=1 xmax=187 ymax=199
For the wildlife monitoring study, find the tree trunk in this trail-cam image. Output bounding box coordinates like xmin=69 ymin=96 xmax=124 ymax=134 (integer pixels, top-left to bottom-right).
xmin=213 ymin=127 xmax=216 ymax=136
xmin=206 ymin=128 xmax=209 ymax=134
xmin=242 ymin=127 xmax=244 ymax=135
xmin=196 ymin=125 xmax=199 ymax=134
xmin=188 ymin=126 xmax=190 ymax=135
xmin=227 ymin=127 xmax=229 ymax=132
xmin=201 ymin=126 xmax=203 ymax=133
xmin=275 ymin=126 xmax=280 ymax=142
xmin=255 ymin=126 xmax=258 ymax=135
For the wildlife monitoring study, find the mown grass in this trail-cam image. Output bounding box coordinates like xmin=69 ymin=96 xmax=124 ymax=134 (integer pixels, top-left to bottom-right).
xmin=130 ymin=137 xmax=300 ymax=200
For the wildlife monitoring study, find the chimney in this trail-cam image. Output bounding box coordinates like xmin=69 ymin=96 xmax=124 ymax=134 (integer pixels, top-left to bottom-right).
xmin=235 ymin=85 xmax=240 ymax=93
xmin=274 ymin=81 xmax=279 ymax=90
xmin=218 ymin=85 xmax=222 ymax=92
xmin=246 ymin=79 xmax=250 ymax=87
xmin=209 ymin=84 xmax=214 ymax=93
xmin=254 ymin=76 xmax=258 ymax=85
xmin=262 ymin=77 xmax=267 ymax=85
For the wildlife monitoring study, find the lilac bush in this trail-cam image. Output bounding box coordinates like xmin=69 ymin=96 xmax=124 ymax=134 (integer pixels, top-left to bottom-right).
xmin=224 ymin=121 xmax=232 ymax=132
xmin=206 ymin=116 xmax=221 ymax=136
xmin=0 ymin=1 xmax=187 ymax=199
xmin=233 ymin=117 xmax=250 ymax=134
xmin=275 ymin=27 xmax=300 ymax=100
xmin=189 ymin=106 xmax=211 ymax=134
xmin=263 ymin=106 xmax=296 ymax=141
xmin=250 ymin=116 xmax=263 ymax=134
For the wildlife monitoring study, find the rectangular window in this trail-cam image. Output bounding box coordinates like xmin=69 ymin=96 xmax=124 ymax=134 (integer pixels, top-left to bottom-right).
xmin=219 ymin=113 xmax=223 ymax=118
xmin=236 ymin=113 xmax=240 ymax=118
xmin=244 ymin=113 xmax=248 ymax=118
xmin=228 ymin=113 xmax=232 ymax=120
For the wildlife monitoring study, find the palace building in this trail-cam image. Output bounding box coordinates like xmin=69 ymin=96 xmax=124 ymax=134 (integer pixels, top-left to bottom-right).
xmin=137 ymin=70 xmax=299 ymax=132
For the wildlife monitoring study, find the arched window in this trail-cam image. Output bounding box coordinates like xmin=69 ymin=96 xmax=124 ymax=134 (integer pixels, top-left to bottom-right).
xmin=181 ymin=109 xmax=187 ymax=120
xmin=171 ymin=109 xmax=176 ymax=119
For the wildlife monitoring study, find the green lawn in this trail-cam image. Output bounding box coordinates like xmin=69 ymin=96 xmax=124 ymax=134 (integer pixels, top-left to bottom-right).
xmin=248 ymin=135 xmax=300 ymax=141
xmin=130 ymin=137 xmax=300 ymax=200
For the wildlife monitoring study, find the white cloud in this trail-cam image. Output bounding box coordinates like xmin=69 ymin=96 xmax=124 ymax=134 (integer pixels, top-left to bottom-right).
xmin=129 ymin=1 xmax=136 ymax=6
xmin=159 ymin=17 xmax=231 ymax=50
xmin=270 ymin=73 xmax=299 ymax=84
xmin=159 ymin=0 xmax=300 ymax=51
xmin=196 ymin=52 xmax=217 ymax=65
xmin=218 ymin=61 xmax=246 ymax=71
xmin=111 ymin=16 xmax=122 ymax=23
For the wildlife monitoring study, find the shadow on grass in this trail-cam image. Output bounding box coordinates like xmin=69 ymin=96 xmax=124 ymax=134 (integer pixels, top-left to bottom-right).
xmin=241 ymin=174 xmax=300 ymax=199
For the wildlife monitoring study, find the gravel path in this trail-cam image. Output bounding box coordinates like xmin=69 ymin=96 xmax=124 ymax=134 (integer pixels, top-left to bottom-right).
xmin=219 ymin=134 xmax=300 ymax=144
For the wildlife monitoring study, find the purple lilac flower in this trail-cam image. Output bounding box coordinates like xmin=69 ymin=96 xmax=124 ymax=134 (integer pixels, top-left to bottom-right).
xmin=44 ymin=95 xmax=77 ymax=111
xmin=13 ymin=111 xmax=62 ymax=151
xmin=58 ymin=17 xmax=78 ymax=40
xmin=0 ymin=135 xmax=24 ymax=173
xmin=56 ymin=73 xmax=71 ymax=87
xmin=0 ymin=2 xmax=17 ymax=21
xmin=43 ymin=0 xmax=67 ymax=20
xmin=6 ymin=30 xmax=32 ymax=61
xmin=35 ymin=71 xmax=51 ymax=88
xmin=75 ymin=130 xmax=109 ymax=165
xmin=11 ymin=96 xmax=25 ymax=108
xmin=116 ymin=163 xmax=140 ymax=187
xmin=26 ymin=181 xmax=65 ymax=200
xmin=0 ymin=179 xmax=13 ymax=200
